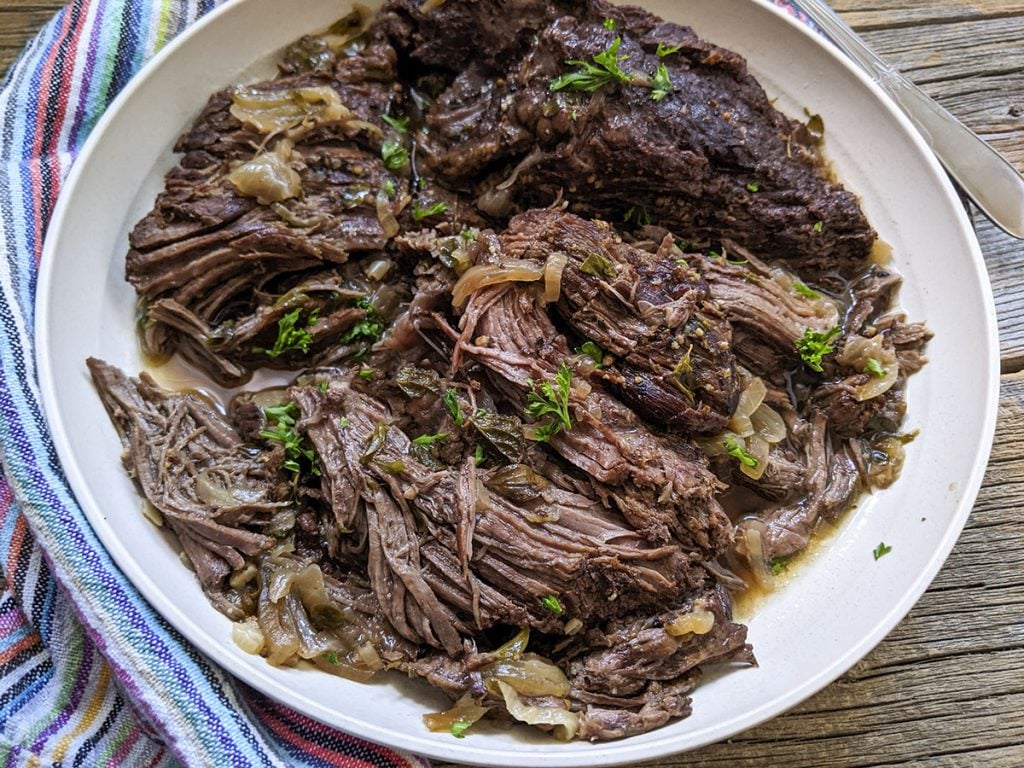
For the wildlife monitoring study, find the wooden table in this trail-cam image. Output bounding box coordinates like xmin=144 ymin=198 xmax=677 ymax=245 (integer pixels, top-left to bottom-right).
xmin=3 ymin=1 xmax=1023 ymax=765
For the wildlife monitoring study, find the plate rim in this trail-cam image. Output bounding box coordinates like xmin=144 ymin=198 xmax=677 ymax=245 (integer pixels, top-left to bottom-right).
xmin=34 ymin=0 xmax=1000 ymax=764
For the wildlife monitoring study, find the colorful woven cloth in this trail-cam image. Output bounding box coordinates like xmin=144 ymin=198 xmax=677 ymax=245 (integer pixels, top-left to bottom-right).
xmin=0 ymin=1 xmax=811 ymax=766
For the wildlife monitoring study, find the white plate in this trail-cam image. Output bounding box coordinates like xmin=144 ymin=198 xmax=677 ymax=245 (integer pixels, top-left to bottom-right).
xmin=36 ymin=0 xmax=999 ymax=764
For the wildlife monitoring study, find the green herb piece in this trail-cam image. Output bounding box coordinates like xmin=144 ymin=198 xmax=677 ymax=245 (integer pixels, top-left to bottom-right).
xmin=318 ymin=379 xmax=329 ymax=393
xmin=261 ymin=402 xmax=320 ymax=477
xmin=473 ymin=444 xmax=486 ymax=467
xmin=727 ymin=257 xmax=749 ymax=266
xmin=358 ymin=368 xmax=375 ymax=379
xmin=580 ymin=251 xmax=618 ymax=279
xmin=650 ymin=63 xmax=673 ymax=101
xmin=656 ymin=42 xmax=683 ymax=57
xmin=795 ymin=326 xmax=842 ymax=373
xmin=525 ymin=363 xmax=573 ymax=442
xmin=382 ymin=114 xmax=409 ymax=133
xmin=577 ymin=340 xmax=605 ymax=369
xmin=550 ymin=37 xmax=635 ymax=93
xmin=873 ymin=542 xmax=892 ymax=560
xmin=770 ymin=557 xmax=788 ymax=576
xmin=338 ymin=417 xmax=350 ymax=428
xmin=673 ymin=258 xmax=688 ymax=266
xmin=624 ymin=205 xmax=652 ymax=226
xmin=865 ymin=358 xmax=887 ymax=378
xmin=443 ymin=388 xmax=465 ymax=427
xmin=376 ymin=458 xmax=406 ymax=475
xmin=746 ymin=182 xmax=760 ymax=193
xmin=396 ymin=366 xmax=442 ymax=399
xmin=411 ymin=201 xmax=449 ymax=221
xmin=707 ymin=250 xmax=722 ymax=259
xmin=472 ymin=409 xmax=526 ymax=464
xmin=541 ymin=594 xmax=564 ymax=614
xmin=813 ymin=220 xmax=824 ymax=233
xmin=339 ymin=297 xmax=384 ymax=348
xmin=322 ymin=650 xmax=340 ymax=665
xmin=602 ymin=17 xmax=616 ymax=30
xmin=805 ymin=111 xmax=825 ymax=143
xmin=360 ymin=422 xmax=390 ymax=464
xmin=381 ymin=139 xmax=409 ymax=171
xmin=724 ymin=435 xmax=758 ymax=468
xmin=264 ymin=308 xmax=318 ymax=358
xmin=412 ymin=432 xmax=447 ymax=447
xmin=460 ymin=228 xmax=476 ymax=241
xmin=793 ymin=282 xmax=819 ymax=300
xmin=383 ymin=179 xmax=396 ymax=197
xmin=450 ymin=721 xmax=472 ymax=739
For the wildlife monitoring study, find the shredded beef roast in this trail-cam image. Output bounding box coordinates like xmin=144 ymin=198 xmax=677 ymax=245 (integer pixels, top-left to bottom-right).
xmin=90 ymin=0 xmax=932 ymax=744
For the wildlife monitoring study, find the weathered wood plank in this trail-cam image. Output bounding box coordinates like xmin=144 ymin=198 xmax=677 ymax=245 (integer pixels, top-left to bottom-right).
xmin=0 ymin=1 xmax=65 ymax=77
xmin=833 ymin=0 xmax=1024 ymax=30
xmin=435 ymin=373 xmax=1024 ymax=767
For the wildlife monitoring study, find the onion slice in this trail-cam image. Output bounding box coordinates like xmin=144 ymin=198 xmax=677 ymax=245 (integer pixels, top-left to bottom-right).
xmin=451 ymin=260 xmax=545 ymax=308
xmin=543 ymin=252 xmax=568 ymax=304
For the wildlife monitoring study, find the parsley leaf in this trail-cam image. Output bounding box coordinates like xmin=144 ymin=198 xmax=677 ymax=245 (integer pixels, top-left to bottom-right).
xmin=525 ymin=363 xmax=573 ymax=441
xmin=550 ymin=37 xmax=635 ymax=93
xmin=473 ymin=443 xmax=486 ymax=467
xmin=656 ymin=42 xmax=683 ymax=57
xmin=746 ymin=181 xmax=760 ymax=193
xmin=770 ymin=557 xmax=788 ymax=576
xmin=264 ymin=308 xmax=318 ymax=358
xmin=577 ymin=340 xmax=605 ymax=368
xmin=602 ymin=17 xmax=616 ymax=30
xmin=443 ymin=389 xmax=465 ymax=427
xmin=795 ymin=326 xmax=842 ymax=373
xmin=813 ymin=220 xmax=824 ymax=233
xmin=865 ymin=358 xmax=888 ymax=378
xmin=580 ymin=251 xmax=618 ymax=279
xmin=450 ymin=721 xmax=472 ymax=738
xmin=381 ymin=139 xmax=408 ymax=171
xmin=340 ymin=297 xmax=384 ymax=346
xmin=541 ymin=594 xmax=564 ymax=614
xmin=650 ymin=63 xmax=673 ymax=101
xmin=623 ymin=205 xmax=652 ymax=226
xmin=382 ymin=114 xmax=409 ymax=133
xmin=412 ymin=432 xmax=447 ymax=447
xmin=793 ymin=282 xmax=820 ymax=299
xmin=724 ymin=435 xmax=758 ymax=468
xmin=261 ymin=402 xmax=320 ymax=477
xmin=873 ymin=542 xmax=893 ymax=560
xmin=322 ymin=650 xmax=340 ymax=665
xmin=383 ymin=178 xmax=396 ymax=197
xmin=411 ymin=201 xmax=449 ymax=221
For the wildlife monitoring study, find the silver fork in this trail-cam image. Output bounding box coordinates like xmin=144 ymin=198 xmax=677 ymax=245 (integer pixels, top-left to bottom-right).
xmin=797 ymin=0 xmax=1024 ymax=239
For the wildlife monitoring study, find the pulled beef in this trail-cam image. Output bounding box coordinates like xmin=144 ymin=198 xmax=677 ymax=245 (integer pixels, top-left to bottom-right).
xmin=87 ymin=358 xmax=289 ymax=618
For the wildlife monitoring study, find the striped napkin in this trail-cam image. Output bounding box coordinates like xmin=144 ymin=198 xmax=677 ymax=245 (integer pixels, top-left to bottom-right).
xmin=0 ymin=1 xmax=812 ymax=766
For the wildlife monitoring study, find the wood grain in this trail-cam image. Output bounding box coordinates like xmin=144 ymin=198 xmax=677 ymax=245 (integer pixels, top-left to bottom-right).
xmin=2 ymin=1 xmax=1023 ymax=766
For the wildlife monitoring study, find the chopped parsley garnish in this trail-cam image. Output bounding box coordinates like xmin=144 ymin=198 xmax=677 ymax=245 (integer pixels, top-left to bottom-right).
xmin=580 ymin=251 xmax=618 ymax=279
xmin=746 ymin=182 xmax=760 ymax=193
xmin=358 ymin=367 xmax=375 ymax=379
xmin=382 ymin=114 xmax=410 ymax=133
xmin=338 ymin=416 xmax=350 ymax=428
xmin=727 ymin=257 xmax=749 ymax=266
xmin=813 ymin=220 xmax=824 ymax=233
xmin=261 ymin=402 xmax=320 ymax=477
xmin=873 ymin=542 xmax=893 ymax=560
xmin=383 ymin=179 xmax=396 ymax=197
xmin=550 ymin=37 xmax=635 ymax=93
xmin=793 ymin=282 xmax=819 ymax=299
xmin=795 ymin=326 xmax=842 ymax=373
xmin=577 ymin=340 xmax=605 ymax=368
xmin=450 ymin=721 xmax=472 ymax=738
xmin=865 ymin=358 xmax=888 ymax=378
xmin=473 ymin=444 xmax=486 ymax=467
xmin=602 ymin=17 xmax=616 ymax=30
xmin=322 ymin=650 xmax=340 ymax=665
xmin=339 ymin=297 xmax=384 ymax=346
xmin=381 ymin=139 xmax=409 ymax=171
xmin=318 ymin=379 xmax=329 ymax=393
xmin=526 ymin=363 xmax=573 ymax=442
xmin=724 ymin=435 xmax=758 ymax=468
xmin=541 ymin=594 xmax=564 ymax=614
xmin=443 ymin=388 xmax=465 ymax=426
xmin=624 ymin=205 xmax=652 ymax=226
xmin=411 ymin=201 xmax=449 ymax=221
xmin=770 ymin=557 xmax=788 ymax=576
xmin=412 ymin=432 xmax=447 ymax=447
xmin=707 ymin=250 xmax=722 ymax=259
xmin=263 ymin=307 xmax=318 ymax=358
xmin=656 ymin=42 xmax=683 ymax=57
xmin=650 ymin=63 xmax=673 ymax=101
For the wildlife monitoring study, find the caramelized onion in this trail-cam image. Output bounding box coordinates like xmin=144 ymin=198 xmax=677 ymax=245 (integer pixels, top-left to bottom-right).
xmin=751 ymin=403 xmax=787 ymax=444
xmin=232 ymin=616 xmax=265 ymax=655
xmin=451 ymin=260 xmax=545 ymax=308
xmin=484 ymin=654 xmax=570 ymax=697
xmin=664 ymin=608 xmax=715 ymax=637
xmin=740 ymin=523 xmax=774 ymax=588
xmin=228 ymin=144 xmax=302 ymax=205
xmin=230 ymin=85 xmax=350 ymax=133
xmin=739 ymin=434 xmax=770 ymax=480
xmin=837 ymin=335 xmax=899 ymax=401
xmin=423 ymin=693 xmax=489 ymax=733
xmin=496 ymin=681 xmax=580 ymax=741
xmin=543 ymin=252 xmax=568 ymax=304
xmin=728 ymin=377 xmax=767 ymax=437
